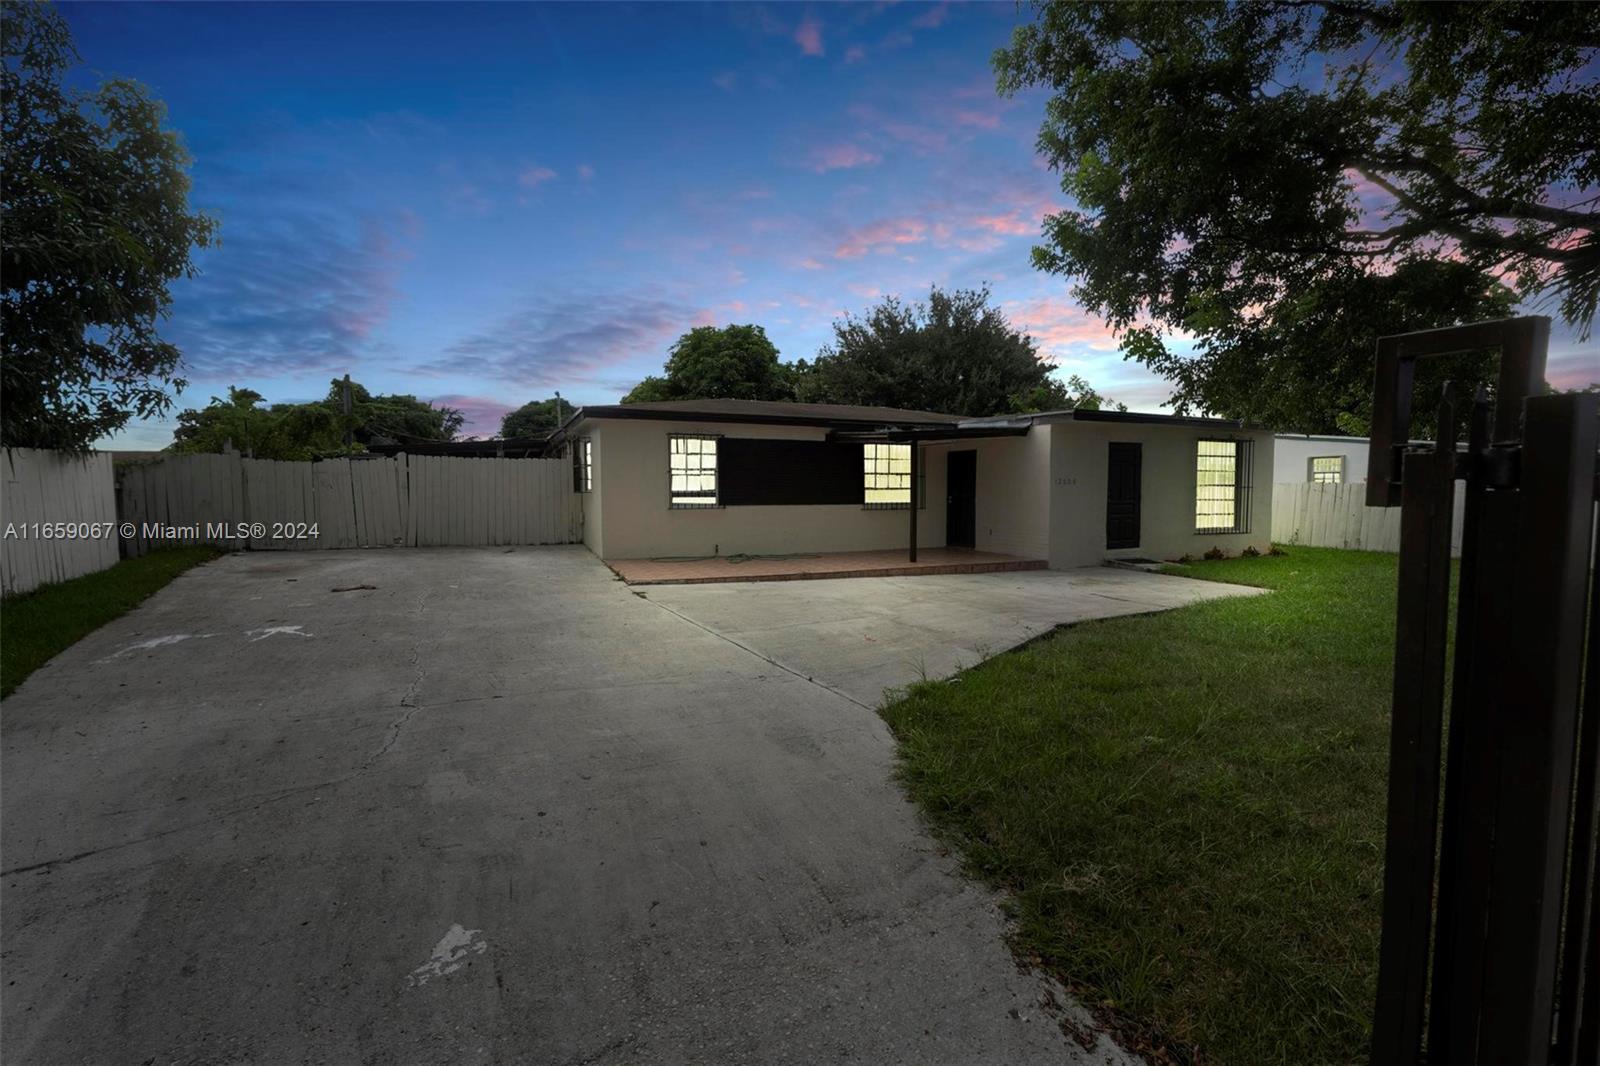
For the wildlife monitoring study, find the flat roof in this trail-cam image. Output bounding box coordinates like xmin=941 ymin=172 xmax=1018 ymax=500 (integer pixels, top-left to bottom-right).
xmin=561 ymin=398 xmax=964 ymax=434
xmin=957 ymin=408 xmax=1248 ymax=430
xmin=367 ymin=435 xmax=550 ymax=458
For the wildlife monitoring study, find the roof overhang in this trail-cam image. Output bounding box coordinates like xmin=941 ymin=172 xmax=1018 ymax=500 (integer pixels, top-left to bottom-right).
xmin=562 ymin=404 xmax=959 ymax=430
xmin=827 ymin=425 xmax=1032 ymax=443
xmin=1058 ymin=409 xmax=1247 ymax=429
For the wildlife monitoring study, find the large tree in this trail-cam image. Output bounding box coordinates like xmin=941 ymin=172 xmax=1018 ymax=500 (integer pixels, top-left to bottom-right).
xmin=800 ymin=286 xmax=1086 ymax=417
xmin=499 ymin=397 xmax=566 ymax=438
xmin=170 ymin=388 xmax=346 ymax=461
xmin=169 ymin=379 xmax=460 ymax=459
xmin=2 ymin=1 xmax=218 ymax=450
xmin=332 ymin=379 xmax=462 ymax=444
xmin=621 ymin=324 xmax=793 ymax=403
xmin=996 ymin=1 xmax=1596 ymax=433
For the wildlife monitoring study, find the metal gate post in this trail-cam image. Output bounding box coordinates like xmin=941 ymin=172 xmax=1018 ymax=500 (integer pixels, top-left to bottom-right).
xmin=1370 ymin=391 xmax=1460 ymax=1065
xmin=1477 ymin=391 xmax=1599 ymax=1063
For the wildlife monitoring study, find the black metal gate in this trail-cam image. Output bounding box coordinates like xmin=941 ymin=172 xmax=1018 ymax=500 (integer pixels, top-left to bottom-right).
xmin=1367 ymin=316 xmax=1599 ymax=1064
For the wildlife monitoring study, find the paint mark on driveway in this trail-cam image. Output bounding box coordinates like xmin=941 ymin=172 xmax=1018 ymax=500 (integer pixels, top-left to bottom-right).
xmin=95 ymin=634 xmax=214 ymax=663
xmin=244 ymin=625 xmax=313 ymax=642
xmin=407 ymin=924 xmax=488 ymax=987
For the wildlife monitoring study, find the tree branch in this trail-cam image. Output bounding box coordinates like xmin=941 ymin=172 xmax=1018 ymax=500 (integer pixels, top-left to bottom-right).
xmin=1351 ymin=165 xmax=1593 ymax=265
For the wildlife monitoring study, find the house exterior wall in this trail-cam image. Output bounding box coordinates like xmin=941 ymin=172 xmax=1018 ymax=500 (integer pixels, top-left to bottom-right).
xmin=922 ymin=429 xmax=1052 ymax=560
xmin=1048 ymin=421 xmax=1275 ymax=567
xmin=1272 ymin=434 xmax=1370 ymax=485
xmin=578 ymin=426 xmax=604 ymax=556
xmin=586 ymin=418 xmax=949 ymax=560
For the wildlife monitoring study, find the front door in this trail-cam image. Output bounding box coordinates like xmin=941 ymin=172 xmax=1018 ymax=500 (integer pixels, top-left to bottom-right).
xmin=1106 ymin=442 xmax=1142 ymax=549
xmin=946 ymin=450 xmax=977 ymax=549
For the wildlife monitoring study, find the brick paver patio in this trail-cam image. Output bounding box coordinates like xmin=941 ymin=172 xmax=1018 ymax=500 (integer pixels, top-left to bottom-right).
xmin=606 ymin=548 xmax=1046 ymax=585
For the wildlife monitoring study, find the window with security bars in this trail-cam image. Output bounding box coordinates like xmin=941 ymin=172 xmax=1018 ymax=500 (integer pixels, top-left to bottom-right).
xmin=572 ymin=438 xmax=592 ymax=492
xmin=1195 ymin=439 xmax=1253 ymax=533
xmin=1310 ymin=455 xmax=1343 ymax=484
xmin=669 ymin=435 xmax=719 ymax=508
xmin=863 ymin=443 xmax=915 ymax=508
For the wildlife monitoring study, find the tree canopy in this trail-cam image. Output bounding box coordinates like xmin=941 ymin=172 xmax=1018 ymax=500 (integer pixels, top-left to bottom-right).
xmin=622 ymin=324 xmax=793 ymax=403
xmin=996 ymin=0 xmax=1595 ymax=433
xmin=2 ymin=1 xmax=218 ymax=450
xmin=334 ymin=379 xmax=462 ymax=444
xmin=169 ymin=379 xmax=461 ymax=460
xmin=799 ymin=286 xmax=1106 ymax=417
xmin=499 ymin=397 xmax=567 ymax=438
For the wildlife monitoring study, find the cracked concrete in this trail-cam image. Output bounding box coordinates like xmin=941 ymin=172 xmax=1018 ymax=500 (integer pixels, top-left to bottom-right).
xmin=1 ymin=547 xmax=1140 ymax=1065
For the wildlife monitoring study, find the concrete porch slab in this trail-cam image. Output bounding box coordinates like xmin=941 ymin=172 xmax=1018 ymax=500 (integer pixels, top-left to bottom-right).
xmin=643 ymin=564 xmax=1268 ymax=707
xmin=607 ymin=547 xmax=1046 ymax=585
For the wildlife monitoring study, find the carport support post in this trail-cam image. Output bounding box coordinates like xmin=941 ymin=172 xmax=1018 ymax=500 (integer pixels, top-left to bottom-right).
xmin=908 ymin=441 xmax=918 ymax=562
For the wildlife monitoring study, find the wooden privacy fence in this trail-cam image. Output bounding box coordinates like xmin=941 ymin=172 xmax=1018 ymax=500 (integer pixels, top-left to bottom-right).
xmin=1 ymin=448 xmax=120 ymax=595
xmin=1272 ymin=480 xmax=1465 ymax=556
xmin=118 ymin=452 xmax=581 ymax=556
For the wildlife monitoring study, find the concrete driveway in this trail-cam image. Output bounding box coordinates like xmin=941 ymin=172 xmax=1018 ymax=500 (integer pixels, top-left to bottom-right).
xmin=1 ymin=549 xmax=1253 ymax=1065
xmin=646 ymin=565 xmax=1264 ymax=707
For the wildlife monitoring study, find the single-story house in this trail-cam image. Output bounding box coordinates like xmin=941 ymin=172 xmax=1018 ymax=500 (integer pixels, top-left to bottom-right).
xmin=544 ymin=399 xmax=1274 ymax=568
xmin=1272 ymin=434 xmax=1373 ymax=485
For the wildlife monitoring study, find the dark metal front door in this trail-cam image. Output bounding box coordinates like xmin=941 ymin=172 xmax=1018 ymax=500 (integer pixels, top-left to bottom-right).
xmin=1106 ymin=442 xmax=1142 ymax=549
xmin=946 ymin=450 xmax=976 ymax=549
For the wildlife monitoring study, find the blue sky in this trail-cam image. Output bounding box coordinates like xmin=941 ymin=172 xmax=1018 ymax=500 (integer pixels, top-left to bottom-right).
xmin=61 ymin=2 xmax=1595 ymax=447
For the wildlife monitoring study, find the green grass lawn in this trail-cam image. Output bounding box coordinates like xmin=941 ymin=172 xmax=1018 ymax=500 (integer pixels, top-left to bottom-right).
xmin=1 ymin=547 xmax=221 ymax=698
xmin=880 ymin=547 xmax=1408 ymax=1064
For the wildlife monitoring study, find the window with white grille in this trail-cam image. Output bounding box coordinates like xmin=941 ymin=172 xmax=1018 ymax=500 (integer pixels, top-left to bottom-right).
xmin=669 ymin=435 xmax=719 ymax=508
xmin=1195 ymin=439 xmax=1253 ymax=533
xmin=1310 ymin=455 xmax=1343 ymax=484
xmin=863 ymin=443 xmax=912 ymax=508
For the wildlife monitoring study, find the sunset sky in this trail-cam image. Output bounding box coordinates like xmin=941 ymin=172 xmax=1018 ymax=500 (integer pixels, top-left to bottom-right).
xmin=60 ymin=2 xmax=1595 ymax=447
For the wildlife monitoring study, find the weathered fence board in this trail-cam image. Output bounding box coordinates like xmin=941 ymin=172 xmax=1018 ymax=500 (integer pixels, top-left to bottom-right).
xmin=119 ymin=452 xmax=579 ymax=556
xmin=1273 ymin=481 xmax=1464 ymax=556
xmin=1 ymin=448 xmax=120 ymax=595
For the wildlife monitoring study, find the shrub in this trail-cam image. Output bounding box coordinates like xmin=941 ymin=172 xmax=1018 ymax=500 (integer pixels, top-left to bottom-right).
xmin=1203 ymin=546 xmax=1227 ymax=561
xmin=1241 ymin=545 xmax=1261 ymax=558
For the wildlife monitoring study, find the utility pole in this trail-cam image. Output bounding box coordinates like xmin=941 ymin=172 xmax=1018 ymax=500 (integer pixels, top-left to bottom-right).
xmin=342 ymin=373 xmax=354 ymax=448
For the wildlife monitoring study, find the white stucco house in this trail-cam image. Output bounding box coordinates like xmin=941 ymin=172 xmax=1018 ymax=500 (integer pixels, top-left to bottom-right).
xmin=544 ymin=399 xmax=1274 ymax=568
xmin=1272 ymin=434 xmax=1375 ymax=486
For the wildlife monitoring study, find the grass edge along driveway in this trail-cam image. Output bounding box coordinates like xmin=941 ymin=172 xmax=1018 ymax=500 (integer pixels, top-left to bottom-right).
xmin=880 ymin=547 xmax=1405 ymax=1064
xmin=1 ymin=547 xmax=221 ymax=698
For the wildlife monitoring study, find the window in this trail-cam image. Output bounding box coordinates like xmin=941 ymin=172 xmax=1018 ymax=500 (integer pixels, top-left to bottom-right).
xmin=572 ymin=438 xmax=592 ymax=493
xmin=1309 ymin=455 xmax=1343 ymax=484
xmin=863 ymin=443 xmax=913 ymax=508
xmin=1195 ymin=439 xmax=1254 ymax=533
xmin=669 ymin=434 xmax=719 ymax=508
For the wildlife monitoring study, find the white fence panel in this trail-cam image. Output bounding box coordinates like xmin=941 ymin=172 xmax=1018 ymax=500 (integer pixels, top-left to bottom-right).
xmin=118 ymin=452 xmax=580 ymax=554
xmin=1 ymin=448 xmax=119 ymax=595
xmin=1272 ymin=481 xmax=1465 ymax=556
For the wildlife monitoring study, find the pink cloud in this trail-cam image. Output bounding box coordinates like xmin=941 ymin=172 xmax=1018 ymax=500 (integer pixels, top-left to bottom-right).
xmin=1004 ymin=297 xmax=1121 ymax=353
xmin=518 ymin=166 xmax=557 ymax=188
xmin=911 ymin=3 xmax=950 ymax=29
xmin=577 ymin=163 xmax=595 ymax=181
xmin=798 ymin=256 xmax=827 ymax=270
xmin=972 ymin=210 xmax=1036 ymax=236
xmin=794 ymin=16 xmax=824 ymax=57
xmin=834 ymin=216 xmax=928 ymax=259
xmin=1547 ymin=349 xmax=1600 ymax=391
xmin=844 ymin=44 xmax=867 ymax=64
xmin=952 ymin=109 xmax=1002 ymax=130
xmin=848 ymin=104 xmax=949 ymax=153
xmin=429 ymin=394 xmax=515 ymax=439
xmin=806 ymin=142 xmax=882 ymax=173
